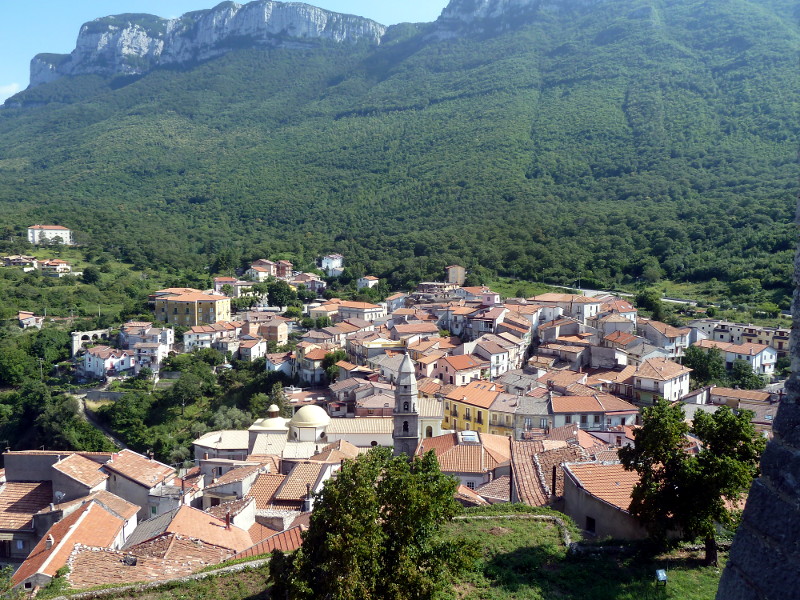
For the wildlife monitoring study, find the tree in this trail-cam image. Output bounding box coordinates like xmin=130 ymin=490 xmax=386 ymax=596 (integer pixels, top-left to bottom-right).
xmin=81 ymin=266 xmax=101 ymax=285
xmin=730 ymin=360 xmax=767 ymax=390
xmin=269 ymin=382 xmax=292 ymax=417
xmin=635 ymin=288 xmax=665 ymax=321
xmin=682 ymin=346 xmax=726 ymax=388
xmin=322 ymin=349 xmax=347 ymax=383
xmin=268 ymin=280 xmax=296 ymax=308
xmin=620 ymin=399 xmax=765 ymax=565
xmin=270 ymin=447 xmax=477 ymax=599
xmin=681 ymin=406 xmax=765 ymax=565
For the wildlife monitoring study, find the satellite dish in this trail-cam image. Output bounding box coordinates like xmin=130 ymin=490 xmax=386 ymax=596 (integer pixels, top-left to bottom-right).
xmin=54 ymin=491 xmax=65 ymax=502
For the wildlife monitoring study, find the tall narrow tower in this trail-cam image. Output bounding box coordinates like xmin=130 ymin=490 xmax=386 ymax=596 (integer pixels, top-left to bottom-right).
xmin=393 ymin=354 xmax=420 ymax=458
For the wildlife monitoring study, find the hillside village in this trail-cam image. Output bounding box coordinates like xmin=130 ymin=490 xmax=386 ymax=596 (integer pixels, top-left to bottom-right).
xmin=0 ymin=241 xmax=786 ymax=594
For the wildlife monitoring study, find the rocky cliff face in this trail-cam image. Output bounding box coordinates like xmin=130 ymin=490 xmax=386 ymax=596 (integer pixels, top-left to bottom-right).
xmin=30 ymin=0 xmax=386 ymax=87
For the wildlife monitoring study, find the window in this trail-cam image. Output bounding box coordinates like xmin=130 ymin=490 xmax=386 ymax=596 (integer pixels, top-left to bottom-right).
xmin=580 ymin=415 xmax=588 ymax=426
xmin=565 ymin=415 xmax=572 ymax=424
xmin=15 ymin=540 xmax=24 ymax=551
xmin=403 ymin=402 xmax=409 ymax=411
xmin=540 ymin=418 xmax=548 ymax=429
xmin=403 ymin=421 xmax=409 ymax=433
xmin=594 ymin=415 xmax=601 ymax=424
xmin=466 ymin=481 xmax=475 ymax=490
xmin=150 ymin=505 xmax=158 ymax=516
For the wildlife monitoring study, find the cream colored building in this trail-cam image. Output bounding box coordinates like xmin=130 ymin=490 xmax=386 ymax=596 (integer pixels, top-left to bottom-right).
xmin=154 ymin=289 xmax=231 ymax=327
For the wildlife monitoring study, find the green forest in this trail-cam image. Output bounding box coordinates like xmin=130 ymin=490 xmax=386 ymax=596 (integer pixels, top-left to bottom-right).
xmin=0 ymin=0 xmax=796 ymax=304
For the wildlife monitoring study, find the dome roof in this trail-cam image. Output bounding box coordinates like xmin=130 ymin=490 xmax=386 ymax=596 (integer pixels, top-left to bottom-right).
xmin=249 ymin=416 xmax=289 ymax=431
xmin=289 ymin=405 xmax=331 ymax=428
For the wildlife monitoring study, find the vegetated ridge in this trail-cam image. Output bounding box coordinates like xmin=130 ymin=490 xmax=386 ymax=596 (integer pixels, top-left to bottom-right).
xmin=0 ymin=0 xmax=797 ymax=302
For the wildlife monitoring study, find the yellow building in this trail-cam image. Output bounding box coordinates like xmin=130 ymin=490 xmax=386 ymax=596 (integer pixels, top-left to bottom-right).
xmin=442 ymin=380 xmax=518 ymax=436
xmin=154 ymin=290 xmax=231 ymax=327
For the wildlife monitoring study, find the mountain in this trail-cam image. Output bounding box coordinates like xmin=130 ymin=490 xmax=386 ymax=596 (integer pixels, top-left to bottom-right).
xmin=29 ymin=1 xmax=386 ymax=86
xmin=0 ymin=0 xmax=797 ymax=300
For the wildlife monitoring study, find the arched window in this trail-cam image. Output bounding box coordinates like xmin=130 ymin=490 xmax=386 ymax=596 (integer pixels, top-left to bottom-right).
xmin=403 ymin=402 xmax=409 ymax=411
xmin=426 ymin=426 xmax=433 ymax=438
xmin=403 ymin=421 xmax=409 ymax=433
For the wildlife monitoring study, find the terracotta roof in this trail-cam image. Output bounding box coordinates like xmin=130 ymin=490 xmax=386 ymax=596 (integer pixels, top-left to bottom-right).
xmin=247 ymin=473 xmax=287 ymax=509
xmin=142 ymin=506 xmax=252 ymax=553
xmin=532 ymin=293 xmax=599 ymax=304
xmin=12 ymin=502 xmax=123 ymax=586
xmin=510 ymin=441 xmax=548 ymax=506
xmin=248 ymin=521 xmax=281 ymax=544
xmin=161 ymin=292 xmax=228 ymax=302
xmin=417 ymin=433 xmax=511 ymax=474
xmin=50 ymin=490 xmax=139 ymax=521
xmin=417 ymin=378 xmax=443 ymax=395
xmin=303 ymin=348 xmax=328 ymax=361
xmin=604 ymin=331 xmax=638 ymax=346
xmin=326 ymin=417 xmax=393 ymax=435
xmin=439 ymin=354 xmax=485 ymax=372
xmin=29 ymin=224 xmax=70 ymax=230
xmin=635 ymin=358 xmax=691 ymax=381
xmin=710 ymin=387 xmax=771 ymax=402
xmin=551 ymin=394 xmax=637 ymax=414
xmin=103 ymin=449 xmax=174 ymax=488
xmin=53 ymin=454 xmax=108 ymax=488
xmin=475 ymin=475 xmax=510 ymax=502
xmin=695 ymin=340 xmax=772 ymax=356
xmin=233 ymin=525 xmax=305 ymax=559
xmin=311 ymin=440 xmax=360 ymax=463
xmin=538 ymin=370 xmax=586 ymax=388
xmin=565 ymin=462 xmax=639 ymax=512
xmin=644 ymin=320 xmax=691 ymax=338
xmin=445 ymin=380 xmax=504 ymax=409
xmin=273 ymin=463 xmax=324 ymax=503
xmin=339 ymin=301 xmax=381 ymax=310
xmin=455 ymin=484 xmax=490 ymax=507
xmin=0 ymin=482 xmax=52 ymax=530
xmin=66 ymin=536 xmax=233 ymax=589
xmin=537 ymin=445 xmax=591 ymax=497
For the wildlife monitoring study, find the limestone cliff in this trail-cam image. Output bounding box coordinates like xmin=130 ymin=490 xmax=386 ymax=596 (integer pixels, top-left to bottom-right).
xmin=30 ymin=1 xmax=386 ymax=87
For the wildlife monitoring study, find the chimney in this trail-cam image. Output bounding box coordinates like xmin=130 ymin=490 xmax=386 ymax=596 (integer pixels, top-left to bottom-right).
xmin=552 ymin=466 xmax=557 ymax=497
xmin=225 ymin=512 xmax=231 ymax=529
xmin=49 ymin=503 xmax=55 ymax=511
xmin=45 ymin=534 xmax=54 ymax=550
xmin=203 ymin=453 xmax=209 ymax=460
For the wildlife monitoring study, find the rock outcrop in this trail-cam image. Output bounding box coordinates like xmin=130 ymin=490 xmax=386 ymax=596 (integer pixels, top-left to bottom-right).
xmin=30 ymin=1 xmax=386 ymax=87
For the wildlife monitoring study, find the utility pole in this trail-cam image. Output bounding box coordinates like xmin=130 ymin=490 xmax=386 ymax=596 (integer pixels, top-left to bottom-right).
xmin=37 ymin=358 xmax=44 ymax=381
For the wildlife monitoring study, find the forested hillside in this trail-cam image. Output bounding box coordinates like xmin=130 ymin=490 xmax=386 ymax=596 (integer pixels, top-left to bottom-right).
xmin=0 ymin=0 xmax=797 ymax=301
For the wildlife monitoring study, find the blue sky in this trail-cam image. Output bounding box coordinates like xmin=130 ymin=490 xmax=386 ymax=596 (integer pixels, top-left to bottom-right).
xmin=0 ymin=0 xmax=450 ymax=103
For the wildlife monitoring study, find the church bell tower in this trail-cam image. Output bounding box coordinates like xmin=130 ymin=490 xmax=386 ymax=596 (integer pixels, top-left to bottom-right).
xmin=393 ymin=354 xmax=420 ymax=458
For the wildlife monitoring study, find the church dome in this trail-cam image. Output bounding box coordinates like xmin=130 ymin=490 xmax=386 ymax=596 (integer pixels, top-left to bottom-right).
xmin=289 ymin=405 xmax=331 ymax=428
xmin=249 ymin=416 xmax=289 ymax=431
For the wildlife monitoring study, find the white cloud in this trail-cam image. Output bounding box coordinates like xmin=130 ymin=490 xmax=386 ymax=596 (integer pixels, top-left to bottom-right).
xmin=0 ymin=83 xmax=21 ymax=103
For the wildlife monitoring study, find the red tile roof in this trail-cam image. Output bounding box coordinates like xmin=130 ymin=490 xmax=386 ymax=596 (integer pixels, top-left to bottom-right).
xmin=12 ymin=502 xmax=123 ymax=586
xmin=53 ymin=454 xmax=108 ymax=488
xmin=103 ymin=449 xmax=174 ymax=488
xmin=565 ymin=462 xmax=639 ymax=512
xmin=0 ymin=482 xmax=52 ymax=530
xmin=232 ymin=525 xmax=305 ymax=559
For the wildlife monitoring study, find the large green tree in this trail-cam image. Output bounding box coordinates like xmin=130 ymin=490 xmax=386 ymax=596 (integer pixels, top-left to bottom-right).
xmin=270 ymin=447 xmax=477 ymax=599
xmin=620 ymin=400 xmax=765 ymax=565
xmin=682 ymin=346 xmax=726 ymax=388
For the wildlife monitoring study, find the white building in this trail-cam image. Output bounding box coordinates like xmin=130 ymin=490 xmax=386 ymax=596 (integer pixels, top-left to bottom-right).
xmin=321 ymin=254 xmax=344 ymax=277
xmin=83 ymin=346 xmax=136 ymax=379
xmin=633 ymin=358 xmax=692 ymax=403
xmin=357 ymin=276 xmax=380 ymax=289
xmin=27 ymin=225 xmax=74 ymax=246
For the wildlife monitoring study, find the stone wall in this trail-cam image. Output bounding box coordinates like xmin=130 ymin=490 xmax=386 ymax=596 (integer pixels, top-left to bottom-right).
xmin=716 ymin=234 xmax=800 ymax=599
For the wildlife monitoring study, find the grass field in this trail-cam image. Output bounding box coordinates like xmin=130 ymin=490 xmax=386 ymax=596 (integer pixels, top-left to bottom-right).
xmin=448 ymin=515 xmax=722 ymax=600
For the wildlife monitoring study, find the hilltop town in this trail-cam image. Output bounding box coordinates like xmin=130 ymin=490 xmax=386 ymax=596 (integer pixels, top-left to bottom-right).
xmin=0 ymin=237 xmax=785 ymax=594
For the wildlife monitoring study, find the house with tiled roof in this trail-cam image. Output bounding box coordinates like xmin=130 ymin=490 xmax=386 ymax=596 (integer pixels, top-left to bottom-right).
xmin=293 ymin=342 xmax=334 ymax=385
xmin=233 ymin=524 xmax=306 ymax=560
xmin=510 ymin=440 xmax=591 ymax=507
xmin=549 ymin=393 xmax=638 ymax=430
xmin=640 ymin=319 xmax=691 ymax=358
xmin=153 ymin=288 xmax=231 ymax=327
xmin=693 ymin=339 xmax=777 ymax=376
xmin=122 ymin=505 xmax=252 ymax=554
xmin=530 ymin=293 xmax=602 ymax=325
xmin=562 ymin=462 xmax=647 ymax=539
xmin=202 ymin=464 xmax=267 ymax=510
xmin=16 ymin=310 xmax=43 ymax=329
xmin=12 ymin=500 xmax=126 ymax=591
xmin=50 ymin=454 xmax=108 ymax=501
xmin=28 ymin=225 xmax=73 ymax=246
xmin=335 ymin=300 xmax=387 ymax=323
xmin=103 ymin=450 xmax=177 ymax=521
xmin=0 ymin=481 xmax=53 ymax=560
xmin=416 ymin=431 xmax=512 ymax=490
xmin=433 ymin=354 xmax=487 ymax=387
xmin=633 ymin=358 xmax=691 ymax=404
xmin=443 ymin=380 xmax=504 ymax=433
xmin=83 ymin=345 xmax=136 ymax=379
xmin=34 ymin=490 xmax=140 ymax=545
